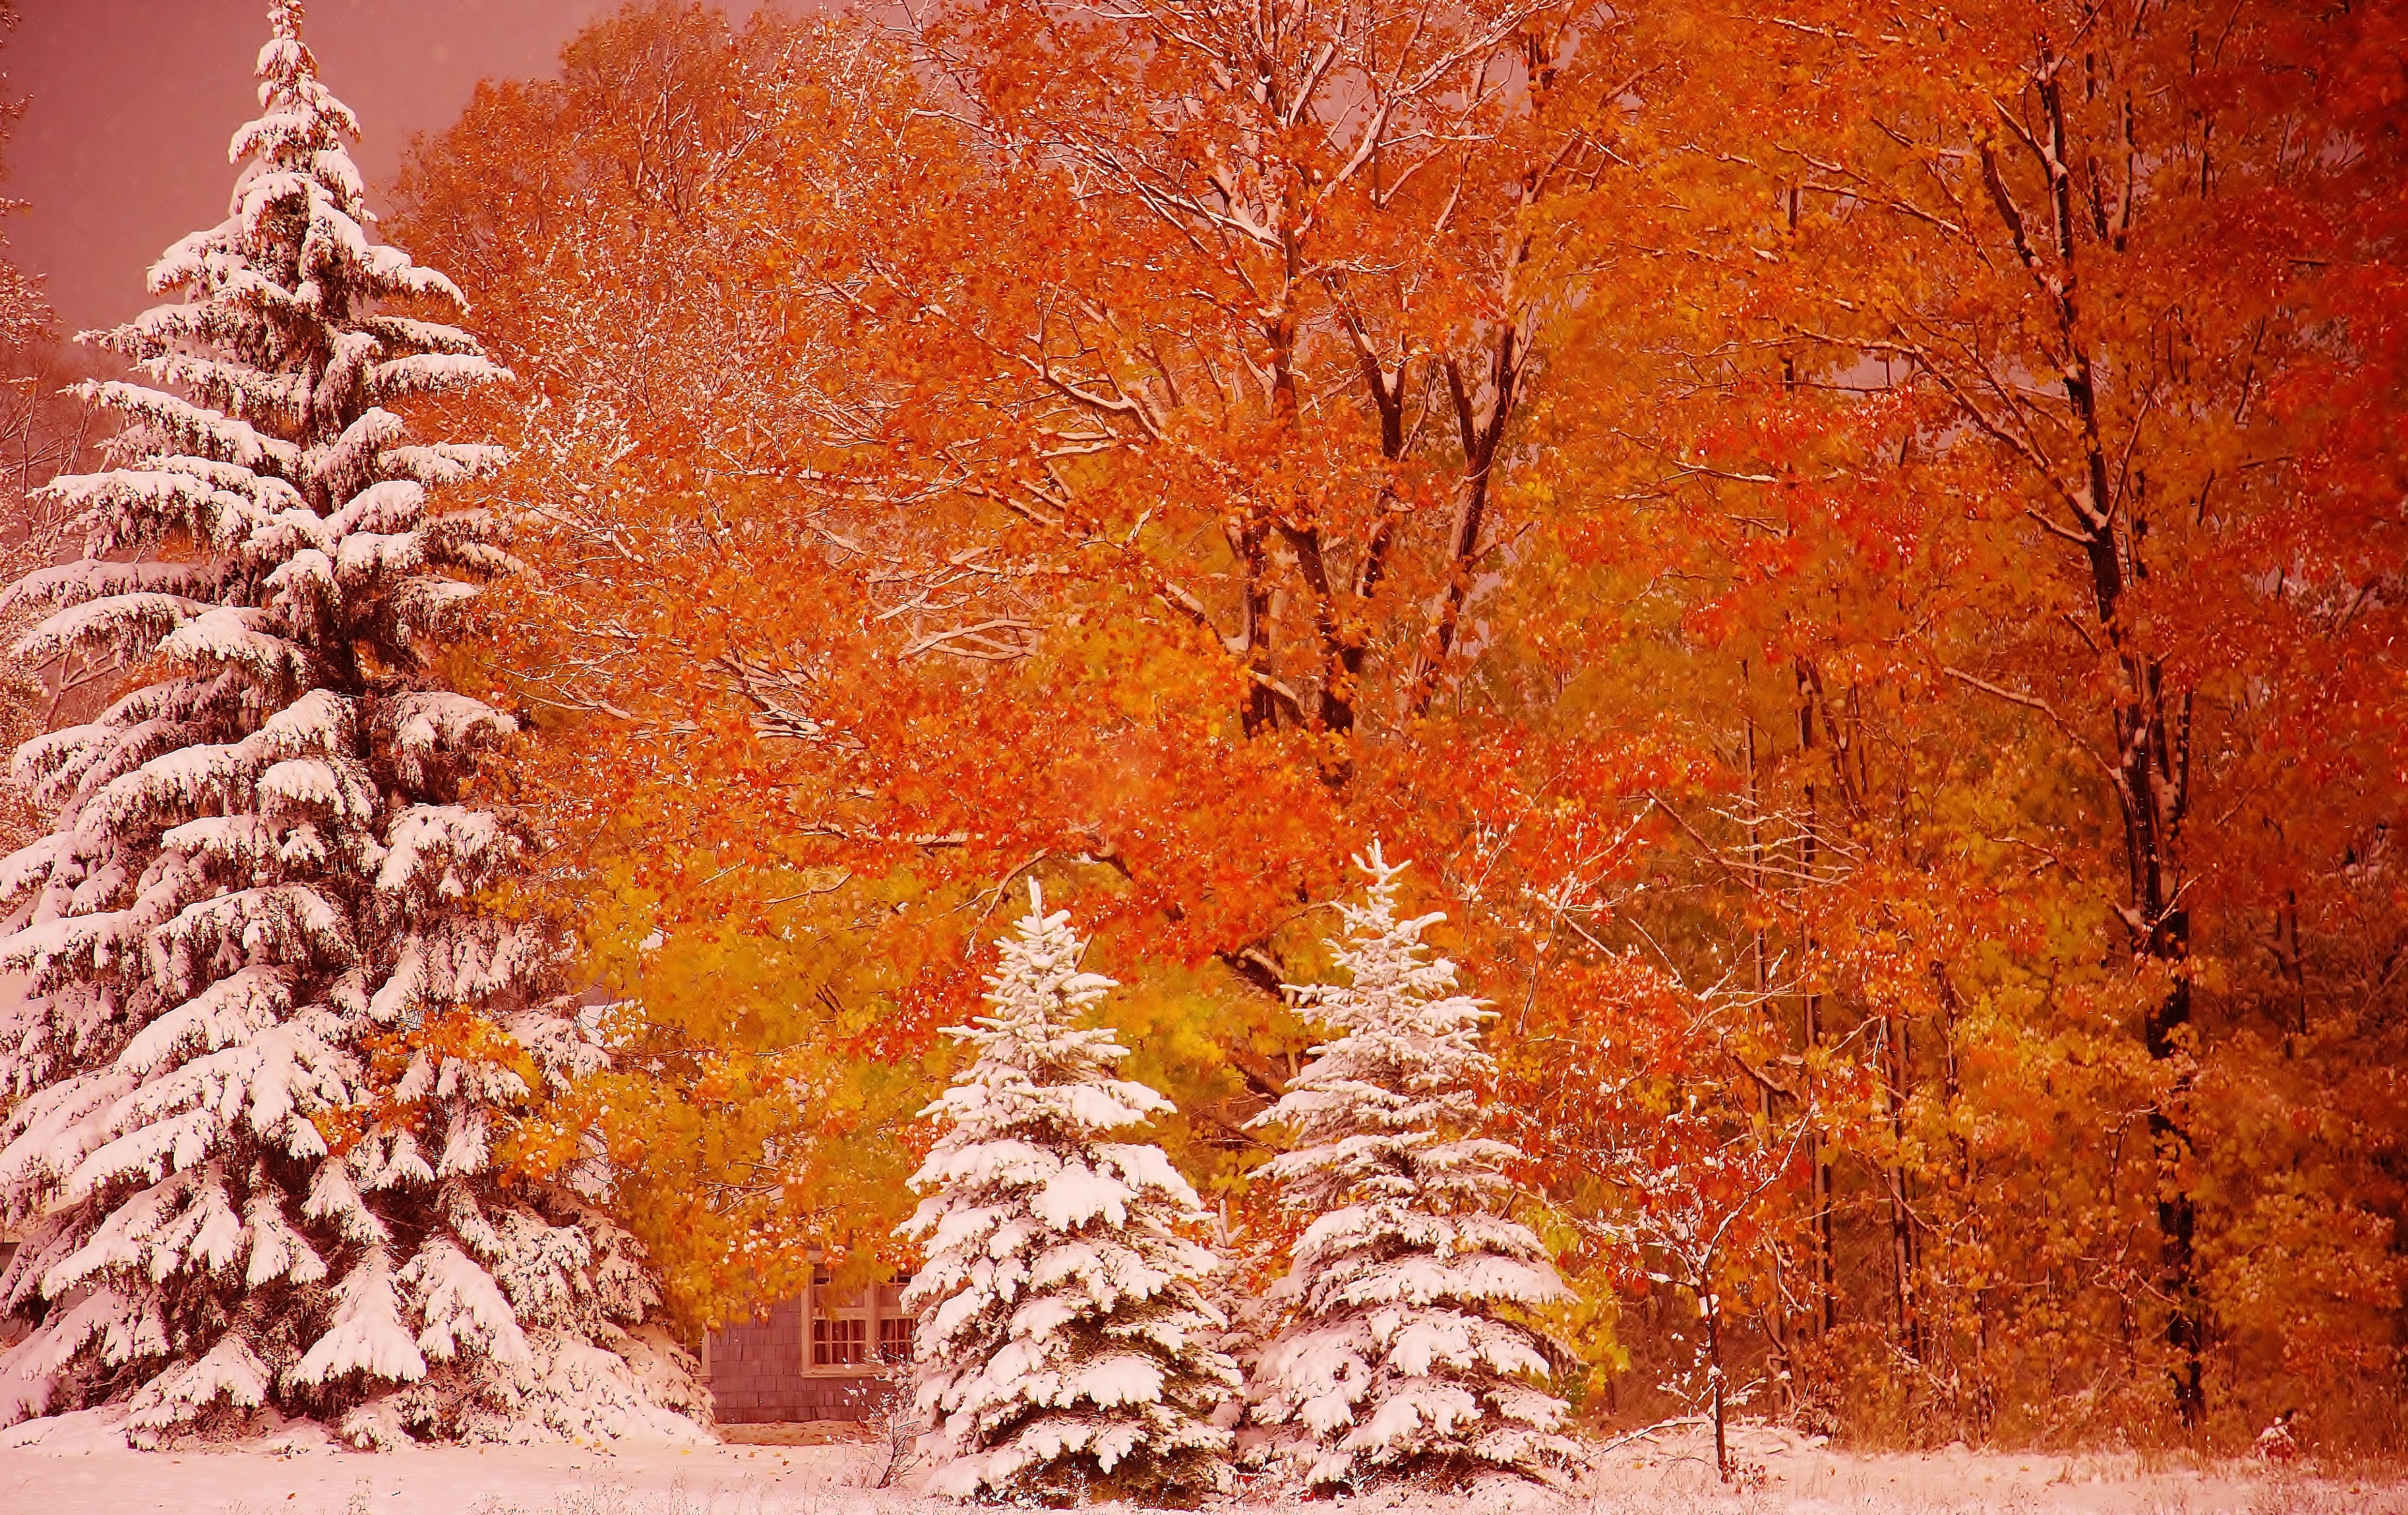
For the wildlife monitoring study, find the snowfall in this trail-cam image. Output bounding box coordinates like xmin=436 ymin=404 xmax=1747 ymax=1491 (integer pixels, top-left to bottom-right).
xmin=1 ymin=1412 xmax=2400 ymax=1515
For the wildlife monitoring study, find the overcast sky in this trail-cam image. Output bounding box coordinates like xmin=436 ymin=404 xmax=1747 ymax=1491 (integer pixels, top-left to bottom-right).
xmin=3 ymin=0 xmax=635 ymax=338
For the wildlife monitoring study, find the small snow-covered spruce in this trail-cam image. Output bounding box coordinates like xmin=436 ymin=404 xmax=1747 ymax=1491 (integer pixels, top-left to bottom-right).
xmin=1247 ymin=844 xmax=1579 ymax=1491
xmin=0 ymin=1 xmax=701 ymax=1446
xmin=900 ymin=883 xmax=1239 ymax=1504
xmin=1197 ymin=1224 xmax=1279 ymax=1446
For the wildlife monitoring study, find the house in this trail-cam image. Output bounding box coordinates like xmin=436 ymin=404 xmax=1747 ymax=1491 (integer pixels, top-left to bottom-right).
xmin=0 ymin=1232 xmax=22 ymax=1349
xmin=700 ymin=1269 xmax=914 ymax=1424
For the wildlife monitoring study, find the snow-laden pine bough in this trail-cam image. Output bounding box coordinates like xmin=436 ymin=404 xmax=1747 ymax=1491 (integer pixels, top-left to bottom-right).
xmin=0 ymin=0 xmax=705 ymax=1449
xmin=899 ymin=882 xmax=1241 ymax=1504
xmin=1245 ymin=845 xmax=1582 ymax=1491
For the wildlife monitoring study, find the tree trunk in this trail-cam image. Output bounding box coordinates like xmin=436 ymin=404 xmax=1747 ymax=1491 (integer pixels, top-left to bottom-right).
xmin=1973 ymin=48 xmax=2204 ymax=1424
xmin=1708 ymin=1296 xmax=1729 ymax=1481
xmin=1796 ymin=660 xmax=1837 ymax=1340
xmin=1745 ymin=712 xmax=1796 ymax=1408
xmin=1881 ymin=1013 xmax=1921 ymax=1361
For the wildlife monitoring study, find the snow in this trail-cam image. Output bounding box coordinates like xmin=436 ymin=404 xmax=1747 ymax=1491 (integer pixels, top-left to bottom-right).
xmin=292 ymin=1249 xmax=430 ymax=1386
xmin=76 ymin=382 xmax=300 ymax=476
xmin=14 ymin=593 xmax=206 ymax=668
xmin=1246 ymin=846 xmax=1574 ymax=1488
xmin=0 ymin=1410 xmax=891 ymax=1515
xmin=0 ymin=1413 xmax=2396 ymax=1515
xmin=403 ymin=1239 xmax=530 ymax=1366
xmin=899 ymin=882 xmax=1238 ymax=1502
xmin=0 ymin=0 xmax=699 ymax=1449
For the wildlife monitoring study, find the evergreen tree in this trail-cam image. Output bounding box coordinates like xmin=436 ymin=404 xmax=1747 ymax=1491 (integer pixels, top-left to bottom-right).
xmin=900 ymin=882 xmax=1237 ymax=1503
xmin=1248 ymin=845 xmax=1577 ymax=1489
xmin=0 ymin=1 xmax=702 ymax=1446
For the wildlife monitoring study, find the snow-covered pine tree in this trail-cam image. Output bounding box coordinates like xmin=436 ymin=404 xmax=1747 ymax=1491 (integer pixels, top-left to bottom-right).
xmin=1247 ymin=844 xmax=1578 ymax=1490
xmin=900 ymin=882 xmax=1238 ymax=1503
xmin=0 ymin=0 xmax=703 ymax=1447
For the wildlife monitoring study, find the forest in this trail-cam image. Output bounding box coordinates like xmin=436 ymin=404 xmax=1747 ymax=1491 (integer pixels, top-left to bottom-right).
xmin=0 ymin=0 xmax=2402 ymax=1488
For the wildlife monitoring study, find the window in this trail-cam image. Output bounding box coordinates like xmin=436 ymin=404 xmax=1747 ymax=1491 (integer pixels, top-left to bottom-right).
xmin=875 ymin=1278 xmax=913 ymax=1364
xmin=804 ymin=1269 xmax=916 ymax=1372
xmin=877 ymin=1316 xmax=913 ymax=1364
xmin=811 ymin=1281 xmax=869 ymax=1367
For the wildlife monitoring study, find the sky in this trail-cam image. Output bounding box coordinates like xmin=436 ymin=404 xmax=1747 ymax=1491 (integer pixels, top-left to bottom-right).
xmin=2 ymin=0 xmax=633 ymax=338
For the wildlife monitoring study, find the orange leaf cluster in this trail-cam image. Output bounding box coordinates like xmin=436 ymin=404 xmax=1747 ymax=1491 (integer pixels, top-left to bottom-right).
xmin=386 ymin=0 xmax=2408 ymax=1450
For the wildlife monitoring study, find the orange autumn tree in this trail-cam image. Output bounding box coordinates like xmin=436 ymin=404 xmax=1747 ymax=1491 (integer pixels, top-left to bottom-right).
xmin=0 ymin=0 xmax=73 ymax=860
xmin=717 ymin=0 xmax=1685 ymax=976
xmin=388 ymin=0 xmax=2408 ymax=1454
xmin=884 ymin=0 xmax=1624 ymax=764
xmin=1531 ymin=0 xmax=2408 ymax=1441
xmin=391 ymin=5 xmax=969 ymax=1323
xmin=760 ymin=0 xmax=1724 ymax=1399
xmin=394 ymin=0 xmax=1698 ymax=1345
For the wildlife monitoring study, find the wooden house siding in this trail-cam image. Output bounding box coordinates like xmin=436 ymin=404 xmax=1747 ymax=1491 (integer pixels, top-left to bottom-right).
xmin=700 ymin=1282 xmax=908 ymax=1424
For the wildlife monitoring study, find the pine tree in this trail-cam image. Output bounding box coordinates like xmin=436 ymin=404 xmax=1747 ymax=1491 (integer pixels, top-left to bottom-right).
xmin=1248 ymin=845 xmax=1577 ymax=1489
xmin=0 ymin=1 xmax=702 ymax=1446
xmin=899 ymin=882 xmax=1237 ymax=1503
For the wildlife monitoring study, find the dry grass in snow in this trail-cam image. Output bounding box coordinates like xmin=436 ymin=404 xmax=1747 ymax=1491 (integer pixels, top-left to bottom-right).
xmin=1 ymin=1412 xmax=2402 ymax=1515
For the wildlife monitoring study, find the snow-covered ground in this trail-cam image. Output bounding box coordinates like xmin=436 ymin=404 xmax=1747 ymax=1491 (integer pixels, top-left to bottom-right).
xmin=1 ymin=1411 xmax=2400 ymax=1515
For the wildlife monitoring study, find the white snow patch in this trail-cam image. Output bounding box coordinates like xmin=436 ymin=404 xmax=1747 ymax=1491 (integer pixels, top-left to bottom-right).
xmin=0 ymin=1414 xmax=2395 ymax=1515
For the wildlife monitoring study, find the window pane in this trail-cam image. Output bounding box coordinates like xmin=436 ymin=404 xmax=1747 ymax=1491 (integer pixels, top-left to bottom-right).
xmin=809 ymin=1282 xmax=885 ymax=1368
